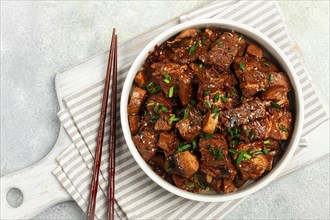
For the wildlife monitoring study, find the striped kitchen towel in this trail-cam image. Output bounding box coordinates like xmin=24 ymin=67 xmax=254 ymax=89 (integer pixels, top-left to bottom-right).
xmin=53 ymin=1 xmax=329 ymax=219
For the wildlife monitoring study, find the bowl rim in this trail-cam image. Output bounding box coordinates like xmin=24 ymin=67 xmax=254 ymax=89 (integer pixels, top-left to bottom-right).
xmin=120 ymin=18 xmax=304 ymax=202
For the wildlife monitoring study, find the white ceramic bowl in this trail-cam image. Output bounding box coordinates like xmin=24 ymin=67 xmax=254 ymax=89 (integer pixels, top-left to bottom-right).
xmin=120 ymin=19 xmax=304 ymax=202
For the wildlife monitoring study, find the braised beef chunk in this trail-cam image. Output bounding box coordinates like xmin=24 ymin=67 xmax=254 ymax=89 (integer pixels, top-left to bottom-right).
xmin=148 ymin=154 xmax=173 ymax=183
xmin=129 ymin=28 xmax=294 ymax=194
xmin=219 ymin=98 xmax=266 ymax=129
xmin=128 ymin=87 xmax=147 ymax=115
xmin=132 ymin=128 xmax=158 ymax=161
xmin=199 ymin=32 xmax=245 ymax=71
xmin=241 ymin=108 xmax=292 ymax=141
xmin=268 ymin=72 xmax=292 ymax=90
xmin=265 ymin=108 xmax=293 ymax=140
xmin=128 ymin=115 xmax=140 ymax=135
xmin=172 ymin=174 xmax=204 ymax=192
xmin=171 ymin=151 xmax=199 ymax=179
xmin=176 ymin=107 xmax=202 ymax=141
xmin=134 ymin=70 xmax=149 ymax=88
xmin=157 ymin=132 xmax=179 ymax=158
xmin=199 ymin=134 xmax=237 ymax=180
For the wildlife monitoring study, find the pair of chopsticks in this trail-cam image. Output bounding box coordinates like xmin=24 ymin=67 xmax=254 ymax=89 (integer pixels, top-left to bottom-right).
xmin=87 ymin=28 xmax=117 ymax=220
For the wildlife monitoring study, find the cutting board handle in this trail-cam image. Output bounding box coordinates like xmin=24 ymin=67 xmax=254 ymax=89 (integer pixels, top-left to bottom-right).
xmin=0 ymin=128 xmax=71 ymax=219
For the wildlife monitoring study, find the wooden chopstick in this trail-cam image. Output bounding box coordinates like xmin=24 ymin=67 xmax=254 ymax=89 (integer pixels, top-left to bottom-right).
xmin=87 ymin=28 xmax=116 ymax=220
xmin=108 ymin=34 xmax=117 ymax=220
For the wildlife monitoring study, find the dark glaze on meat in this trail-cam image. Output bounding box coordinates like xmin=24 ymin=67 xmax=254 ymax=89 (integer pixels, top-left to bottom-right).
xmin=128 ymin=28 xmax=294 ymax=194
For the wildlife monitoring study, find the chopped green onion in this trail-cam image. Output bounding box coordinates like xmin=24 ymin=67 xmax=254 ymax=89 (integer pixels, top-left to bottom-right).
xmin=168 ymin=114 xmax=176 ymax=125
xmin=204 ymin=101 xmax=211 ymax=108
xmin=201 ymin=36 xmax=205 ymax=45
xmin=146 ymin=102 xmax=154 ymax=107
xmin=188 ymin=44 xmax=198 ymax=55
xmin=264 ymin=140 xmax=270 ymax=145
xmin=190 ymin=99 xmax=197 ymax=106
xmin=212 ymin=112 xmax=219 ymax=119
xmin=150 ymin=85 xmax=161 ymax=94
xmin=243 ymin=153 xmax=252 ymax=159
xmin=192 ymin=140 xmax=197 ymax=151
xmin=240 ymin=96 xmax=245 ymax=101
xmin=269 ymin=74 xmax=273 ymax=82
xmin=169 ymin=86 xmax=175 ymax=98
xmin=244 ymin=128 xmax=251 ymax=133
xmin=154 ymin=104 xmax=159 ymax=113
xmin=226 ymin=48 xmax=232 ymax=53
xmin=203 ymin=90 xmax=211 ymax=97
xmin=164 ymin=73 xmax=171 ymax=81
xmin=178 ymin=144 xmax=191 ymax=152
xmin=183 ymin=107 xmax=190 ymax=120
xmin=187 ymin=183 xmax=195 ymax=188
xmin=230 ymin=139 xmax=239 ymax=148
xmin=279 ymin=125 xmax=288 ymax=132
xmin=250 ymin=132 xmax=255 ymax=141
xmin=263 ymin=61 xmax=271 ymax=66
xmin=198 ymin=181 xmax=206 ymax=189
xmin=239 ymin=62 xmax=246 ymax=71
xmin=199 ymin=63 xmax=204 ymax=68
xmin=208 ymin=145 xmax=217 ymax=156
xmin=144 ymin=109 xmax=147 ymax=116
xmin=166 ymin=166 xmax=173 ymax=173
xmin=146 ymin=82 xmax=154 ymax=90
xmin=263 ymin=147 xmax=269 ymax=154
xmin=226 ymin=92 xmax=231 ymax=98
xmin=211 ymin=107 xmax=219 ymax=114
xmin=236 ymin=151 xmax=246 ymax=165
xmin=217 ymin=148 xmax=223 ymax=161
xmin=221 ymin=96 xmax=227 ymax=103
xmin=193 ymin=173 xmax=198 ymax=179
xmin=214 ymin=92 xmax=220 ymax=102
xmin=238 ymin=35 xmax=243 ymax=42
xmin=173 ymin=117 xmax=181 ymax=122
xmin=163 ymin=79 xmax=170 ymax=84
xmin=253 ymin=151 xmax=263 ymax=155
xmin=271 ymin=101 xmax=281 ymax=110
xmin=161 ymin=106 xmax=168 ymax=113
xmin=216 ymin=40 xmax=222 ymax=47
xmin=229 ymin=148 xmax=239 ymax=154
xmin=248 ymin=147 xmax=253 ymax=153
xmin=202 ymin=133 xmax=213 ymax=140
xmin=233 ymin=87 xmax=237 ymax=94
xmin=151 ymin=114 xmax=159 ymax=122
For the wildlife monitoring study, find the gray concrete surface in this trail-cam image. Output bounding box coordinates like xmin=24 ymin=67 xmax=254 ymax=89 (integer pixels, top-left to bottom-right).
xmin=1 ymin=1 xmax=329 ymax=219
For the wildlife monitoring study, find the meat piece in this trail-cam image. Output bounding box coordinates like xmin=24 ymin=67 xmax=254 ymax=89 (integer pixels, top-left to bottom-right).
xmin=157 ymin=132 xmax=179 ymax=157
xmin=202 ymin=111 xmax=218 ymax=134
xmin=199 ymin=32 xmax=245 ymax=71
xmin=172 ymin=174 xmax=204 ymax=193
xmin=221 ymin=178 xmax=236 ymax=193
xmin=268 ymin=72 xmax=292 ymax=91
xmin=128 ymin=115 xmax=139 ymax=135
xmin=242 ymin=109 xmax=292 ymax=141
xmin=132 ymin=128 xmax=158 ymax=161
xmin=199 ymin=134 xmax=237 ymax=179
xmin=176 ymin=107 xmax=202 ymax=141
xmin=246 ymin=44 xmax=263 ymax=58
xmin=219 ymin=98 xmax=267 ymax=129
xmin=148 ymin=154 xmax=173 ymax=184
xmin=128 ymin=87 xmax=147 ymax=115
xmin=210 ymin=178 xmax=222 ymax=193
xmin=261 ymin=85 xmax=289 ymax=108
xmin=171 ymin=151 xmax=199 ymax=179
xmin=203 ymin=28 xmax=222 ymax=41
xmin=178 ymin=73 xmax=194 ymax=106
xmin=134 ymin=71 xmax=148 ymax=88
xmin=154 ymin=117 xmax=172 ymax=131
xmin=233 ymin=173 xmax=247 ymax=188
xmin=265 ymin=108 xmax=293 ymax=140
xmin=175 ymin=28 xmax=198 ymax=41
xmin=232 ymin=141 xmax=271 ymax=180
xmin=233 ymin=52 xmax=278 ymax=97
